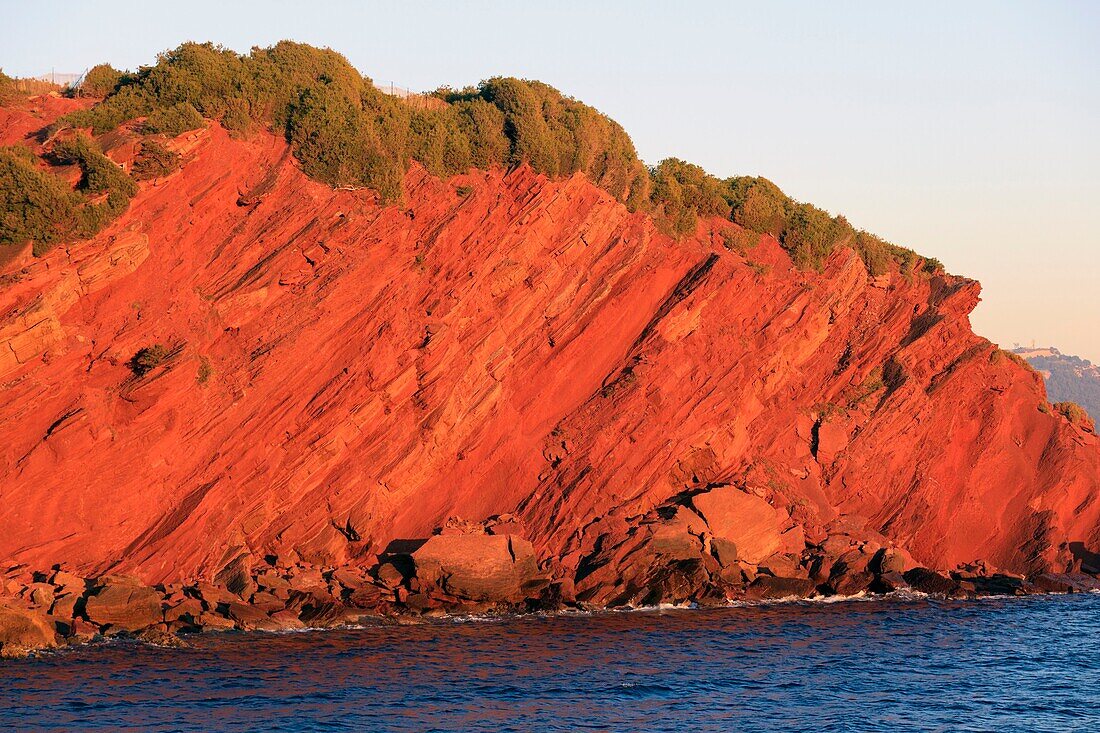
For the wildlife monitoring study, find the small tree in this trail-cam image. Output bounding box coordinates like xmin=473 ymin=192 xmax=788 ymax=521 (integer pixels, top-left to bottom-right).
xmin=77 ymin=64 xmax=121 ymax=98
xmin=132 ymin=140 xmax=181 ymax=180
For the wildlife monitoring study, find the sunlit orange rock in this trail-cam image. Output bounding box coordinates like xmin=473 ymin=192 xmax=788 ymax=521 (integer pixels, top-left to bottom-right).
xmin=0 ymin=102 xmax=1098 ymax=597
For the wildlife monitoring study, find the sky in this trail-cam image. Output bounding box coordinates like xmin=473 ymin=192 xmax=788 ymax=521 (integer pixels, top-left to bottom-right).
xmin=3 ymin=1 xmax=1097 ymax=360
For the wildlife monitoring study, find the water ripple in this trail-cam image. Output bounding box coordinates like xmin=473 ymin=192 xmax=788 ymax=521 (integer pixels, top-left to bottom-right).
xmin=2 ymin=594 xmax=1099 ymax=731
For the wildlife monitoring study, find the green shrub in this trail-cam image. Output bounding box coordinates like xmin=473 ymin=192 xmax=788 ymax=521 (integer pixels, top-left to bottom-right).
xmin=196 ymin=356 xmax=213 ymax=385
xmin=649 ymin=158 xmax=730 ymax=236
xmin=1054 ymin=401 xmax=1095 ymax=431
xmin=130 ymin=344 xmax=169 ymax=376
xmin=0 ymin=70 xmax=16 ymax=105
xmin=0 ymin=136 xmax=136 ymax=256
xmin=77 ymin=64 xmax=122 ymax=98
xmin=721 ymin=227 xmax=760 ymax=254
xmin=0 ymin=146 xmax=78 ymax=253
xmin=132 ymin=139 xmax=181 ymax=180
xmin=143 ymin=102 xmax=204 ymax=136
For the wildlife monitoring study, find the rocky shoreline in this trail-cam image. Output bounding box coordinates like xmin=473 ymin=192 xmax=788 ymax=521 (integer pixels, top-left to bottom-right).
xmin=4 ymin=512 xmax=1099 ymax=659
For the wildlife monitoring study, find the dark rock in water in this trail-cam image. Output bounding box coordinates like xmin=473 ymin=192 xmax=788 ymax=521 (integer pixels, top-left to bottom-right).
xmin=83 ymin=582 xmax=163 ymax=632
xmin=969 ymin=574 xmax=1028 ymax=596
xmin=137 ymin=627 xmax=188 ymax=648
xmin=0 ymin=601 xmax=59 ymax=656
xmin=744 ymin=576 xmax=817 ymax=600
xmin=411 ymin=534 xmax=540 ymax=602
xmin=227 ymin=602 xmax=280 ymax=631
xmin=903 ymin=568 xmax=960 ymax=596
xmin=1029 ymin=573 xmax=1078 ymax=594
xmin=870 ymin=571 xmax=909 ymax=594
xmin=830 ymin=571 xmax=875 ymax=596
xmin=1029 ymin=572 xmax=1100 ymax=593
xmin=638 ymin=558 xmax=715 ymax=606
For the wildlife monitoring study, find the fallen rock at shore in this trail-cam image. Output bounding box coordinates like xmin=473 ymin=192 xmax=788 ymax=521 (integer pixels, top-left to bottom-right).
xmin=691 ymin=487 xmax=781 ymax=564
xmin=84 ymin=580 xmax=164 ymax=632
xmin=744 ymin=576 xmax=817 ymax=600
xmin=411 ymin=533 xmax=542 ymax=603
xmin=903 ymin=568 xmax=961 ymax=596
xmin=0 ymin=601 xmax=59 ymax=657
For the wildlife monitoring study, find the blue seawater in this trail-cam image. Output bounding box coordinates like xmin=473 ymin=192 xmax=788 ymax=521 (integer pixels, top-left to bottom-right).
xmin=2 ymin=593 xmax=1098 ymax=732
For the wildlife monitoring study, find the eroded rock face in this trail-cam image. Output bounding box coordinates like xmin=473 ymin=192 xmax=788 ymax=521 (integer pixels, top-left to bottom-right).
xmin=0 ymin=98 xmax=1097 ymax=605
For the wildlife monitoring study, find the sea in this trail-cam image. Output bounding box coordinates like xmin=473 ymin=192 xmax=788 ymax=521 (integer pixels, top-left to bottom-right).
xmin=2 ymin=593 xmax=1098 ymax=732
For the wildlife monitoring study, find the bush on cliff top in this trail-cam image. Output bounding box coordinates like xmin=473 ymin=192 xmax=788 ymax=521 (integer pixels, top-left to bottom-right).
xmin=74 ymin=64 xmax=122 ymax=98
xmin=1054 ymin=401 xmax=1095 ymax=432
xmin=35 ymin=40 xmax=941 ymax=274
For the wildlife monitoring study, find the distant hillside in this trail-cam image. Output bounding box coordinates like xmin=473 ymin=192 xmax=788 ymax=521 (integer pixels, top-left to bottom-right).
xmin=1015 ymin=347 xmax=1100 ymax=421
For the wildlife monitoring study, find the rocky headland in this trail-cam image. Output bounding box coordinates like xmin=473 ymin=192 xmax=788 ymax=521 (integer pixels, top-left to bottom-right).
xmin=2 ymin=50 xmax=1100 ymax=658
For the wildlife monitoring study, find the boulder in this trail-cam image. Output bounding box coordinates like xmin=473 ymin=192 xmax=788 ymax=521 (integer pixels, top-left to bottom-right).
xmin=744 ymin=576 xmax=817 ymax=600
xmin=84 ymin=582 xmax=163 ymax=632
xmin=27 ymin=582 xmax=55 ymax=608
xmin=758 ymin=553 xmax=802 ymax=579
xmin=645 ymin=524 xmax=703 ymax=561
xmin=164 ymin=598 xmax=204 ymax=626
xmin=411 ymin=534 xmax=540 ymax=602
xmin=346 ymin=584 xmax=385 ymax=609
xmin=778 ymin=525 xmax=806 ymax=555
xmin=691 ymin=487 xmax=781 ymax=563
xmin=191 ymin=582 xmax=238 ymax=608
xmin=1030 ymin=572 xmax=1100 ymax=593
xmin=903 ymin=568 xmax=961 ymax=596
xmin=709 ymin=537 xmax=739 ymax=567
xmin=0 ymin=601 xmax=59 ymax=655
xmin=49 ymin=592 xmax=80 ymax=620
xmin=198 ymin=611 xmax=236 ymax=631
xmin=227 ymin=602 xmax=280 ymax=631
xmin=269 ymin=609 xmax=306 ymax=629
xmin=870 ymin=571 xmax=909 ymax=594
xmin=249 ymin=591 xmax=286 ymax=614
xmin=50 ymin=570 xmax=86 ymax=597
xmin=374 ymin=561 xmax=406 ymax=588
xmin=870 ymin=547 xmax=914 ymax=575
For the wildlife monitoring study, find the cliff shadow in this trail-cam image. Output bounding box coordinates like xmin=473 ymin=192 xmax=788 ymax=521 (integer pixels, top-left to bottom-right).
xmin=1069 ymin=542 xmax=1100 ymax=574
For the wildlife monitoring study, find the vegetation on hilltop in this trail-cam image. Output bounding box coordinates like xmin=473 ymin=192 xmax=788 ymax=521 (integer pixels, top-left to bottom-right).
xmin=73 ymin=64 xmax=122 ymax=98
xmin=2 ymin=41 xmax=942 ymax=275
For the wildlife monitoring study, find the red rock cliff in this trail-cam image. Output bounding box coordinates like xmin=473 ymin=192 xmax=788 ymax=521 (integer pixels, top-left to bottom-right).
xmin=2 ymin=104 xmax=1098 ymax=588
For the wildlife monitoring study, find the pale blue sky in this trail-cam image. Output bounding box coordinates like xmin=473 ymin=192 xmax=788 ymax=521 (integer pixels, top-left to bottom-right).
xmin=4 ymin=1 xmax=1097 ymax=360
